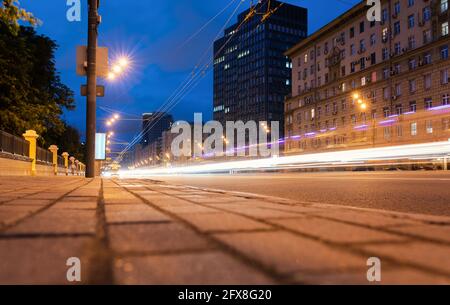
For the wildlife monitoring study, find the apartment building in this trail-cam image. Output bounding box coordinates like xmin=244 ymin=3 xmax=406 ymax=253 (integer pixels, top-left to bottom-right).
xmin=284 ymin=0 xmax=450 ymax=154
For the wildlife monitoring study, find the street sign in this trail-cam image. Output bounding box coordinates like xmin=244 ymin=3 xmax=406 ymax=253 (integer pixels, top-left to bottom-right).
xmin=76 ymin=46 xmax=109 ymax=78
xmin=95 ymin=133 xmax=107 ymax=160
xmin=81 ymin=85 xmax=105 ymax=97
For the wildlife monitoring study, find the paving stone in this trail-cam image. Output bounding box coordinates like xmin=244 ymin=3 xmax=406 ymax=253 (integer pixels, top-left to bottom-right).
xmin=0 ymin=237 xmax=92 ymax=284
xmin=361 ymin=242 xmax=450 ymax=274
xmin=105 ymin=205 xmax=170 ymax=224
xmin=109 ymin=223 xmax=212 ymax=254
xmin=268 ymin=217 xmax=406 ymax=244
xmin=161 ymin=204 xmax=221 ymax=215
xmin=177 ymin=212 xmax=272 ymax=233
xmin=204 ymin=203 xmax=299 ymax=219
xmin=4 ymin=199 xmax=53 ymax=206
xmin=51 ymin=201 xmax=97 ymax=210
xmin=5 ymin=209 xmax=96 ymax=235
xmin=386 ymin=224 xmax=450 ymax=243
xmin=309 ymin=210 xmax=420 ymax=228
xmin=215 ymin=231 xmax=366 ymax=275
xmin=114 ymin=251 xmax=275 ymax=285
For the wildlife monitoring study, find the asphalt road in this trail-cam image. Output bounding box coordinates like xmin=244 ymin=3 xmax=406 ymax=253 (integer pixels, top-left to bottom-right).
xmin=142 ymin=171 xmax=450 ymax=216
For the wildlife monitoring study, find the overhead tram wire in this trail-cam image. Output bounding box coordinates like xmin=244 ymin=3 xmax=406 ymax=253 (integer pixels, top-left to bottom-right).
xmin=175 ymin=0 xmax=239 ymax=51
xmin=115 ymin=0 xmax=277 ymax=163
xmin=115 ymin=0 xmax=274 ymax=163
xmin=114 ymin=0 xmax=250 ymax=162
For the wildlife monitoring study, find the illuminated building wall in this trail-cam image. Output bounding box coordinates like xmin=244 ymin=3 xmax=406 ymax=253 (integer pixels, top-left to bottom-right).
xmin=285 ymin=0 xmax=450 ymax=154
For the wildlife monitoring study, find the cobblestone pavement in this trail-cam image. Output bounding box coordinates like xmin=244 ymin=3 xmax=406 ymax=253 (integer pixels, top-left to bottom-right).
xmin=0 ymin=176 xmax=449 ymax=284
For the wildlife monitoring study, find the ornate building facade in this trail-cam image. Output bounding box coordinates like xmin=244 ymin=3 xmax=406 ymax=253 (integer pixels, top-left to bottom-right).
xmin=284 ymin=0 xmax=450 ymax=154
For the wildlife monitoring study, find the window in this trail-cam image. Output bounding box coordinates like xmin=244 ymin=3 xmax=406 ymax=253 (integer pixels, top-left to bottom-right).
xmin=408 ymin=36 xmax=416 ymax=49
xmin=409 ymin=79 xmax=417 ymax=93
xmin=423 ymin=30 xmax=432 ymax=44
xmin=396 ymin=104 xmax=403 ymax=115
xmin=383 ymin=68 xmax=390 ymax=79
xmin=371 ymin=53 xmax=376 ymax=65
xmin=382 ymin=9 xmax=388 ymax=23
xmin=360 ymin=39 xmax=366 ymax=52
xmin=350 ymin=44 xmax=355 ymax=55
xmin=443 ymin=94 xmax=450 ymax=105
xmin=423 ymin=7 xmax=431 ymax=22
xmin=304 ymin=54 xmax=308 ymax=63
xmin=397 ymin=125 xmax=403 ymax=137
xmin=409 ymin=58 xmax=416 ymax=70
xmin=383 ymin=107 xmax=391 ymax=118
xmin=350 ymin=27 xmax=355 ymax=38
xmin=408 ymin=0 xmax=415 ymax=7
xmin=370 ymin=34 xmax=376 ymax=46
xmin=426 ymin=120 xmax=433 ymax=134
xmin=424 ymin=52 xmax=432 ymax=64
xmin=382 ymin=28 xmax=389 ymax=43
xmin=360 ymin=21 xmax=365 ymax=34
xmin=442 ymin=0 xmax=449 ymax=13
xmin=441 ymin=45 xmax=449 ymax=60
xmin=394 ymin=1 xmax=400 ymax=15
xmin=442 ymin=22 xmax=449 ymax=37
xmin=395 ymin=42 xmax=401 ymax=55
xmin=360 ymin=57 xmax=366 ymax=70
xmin=425 ymin=97 xmax=433 ymax=109
xmin=410 ymin=101 xmax=417 ymax=112
xmin=384 ymin=127 xmax=391 ymax=139
xmin=383 ymin=87 xmax=390 ymax=100
xmin=382 ymin=48 xmax=389 ymax=60
xmin=424 ymin=74 xmax=432 ymax=90
xmin=411 ymin=122 xmax=418 ymax=136
xmin=395 ymin=83 xmax=402 ymax=96
xmin=394 ymin=22 xmax=401 ymax=36
xmin=408 ymin=15 xmax=415 ymax=28
xmin=442 ymin=69 xmax=449 ymax=84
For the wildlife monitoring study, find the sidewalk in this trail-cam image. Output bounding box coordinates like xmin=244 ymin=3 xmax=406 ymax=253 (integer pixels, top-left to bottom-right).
xmin=0 ymin=176 xmax=449 ymax=284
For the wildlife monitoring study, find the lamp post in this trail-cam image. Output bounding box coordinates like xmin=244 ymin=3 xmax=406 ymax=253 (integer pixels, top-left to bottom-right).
xmin=85 ymin=0 xmax=100 ymax=178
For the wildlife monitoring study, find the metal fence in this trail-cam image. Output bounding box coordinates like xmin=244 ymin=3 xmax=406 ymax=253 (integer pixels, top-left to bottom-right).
xmin=0 ymin=130 xmax=30 ymax=157
xmin=58 ymin=155 xmax=65 ymax=167
xmin=36 ymin=146 xmax=52 ymax=164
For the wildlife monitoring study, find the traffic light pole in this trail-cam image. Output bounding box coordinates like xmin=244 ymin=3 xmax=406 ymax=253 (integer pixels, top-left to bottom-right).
xmin=86 ymin=0 xmax=98 ymax=178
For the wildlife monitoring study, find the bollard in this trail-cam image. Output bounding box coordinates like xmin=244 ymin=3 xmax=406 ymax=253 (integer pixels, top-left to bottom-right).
xmin=69 ymin=156 xmax=76 ymax=176
xmin=62 ymin=152 xmax=69 ymax=176
xmin=75 ymin=160 xmax=80 ymax=176
xmin=22 ymin=130 xmax=39 ymax=176
xmin=48 ymin=145 xmax=59 ymax=176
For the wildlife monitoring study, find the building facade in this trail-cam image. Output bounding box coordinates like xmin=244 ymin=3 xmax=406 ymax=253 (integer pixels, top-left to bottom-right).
xmin=213 ymin=0 xmax=307 ymax=137
xmin=141 ymin=112 xmax=173 ymax=147
xmin=285 ymin=0 xmax=450 ymax=154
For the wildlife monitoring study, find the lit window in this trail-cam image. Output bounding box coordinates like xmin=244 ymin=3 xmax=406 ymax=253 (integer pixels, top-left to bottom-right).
xmin=442 ymin=22 xmax=449 ymax=37
xmin=411 ymin=122 xmax=418 ymax=136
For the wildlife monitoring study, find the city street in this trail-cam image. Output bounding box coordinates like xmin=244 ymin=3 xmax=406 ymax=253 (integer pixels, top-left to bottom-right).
xmin=0 ymin=175 xmax=449 ymax=284
xmin=145 ymin=171 xmax=450 ymax=216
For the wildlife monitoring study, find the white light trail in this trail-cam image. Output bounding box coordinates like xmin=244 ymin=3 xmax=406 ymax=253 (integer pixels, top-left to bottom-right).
xmin=118 ymin=140 xmax=450 ymax=177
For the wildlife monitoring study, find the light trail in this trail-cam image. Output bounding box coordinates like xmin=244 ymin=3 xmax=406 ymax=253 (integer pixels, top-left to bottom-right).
xmin=118 ymin=140 xmax=450 ymax=177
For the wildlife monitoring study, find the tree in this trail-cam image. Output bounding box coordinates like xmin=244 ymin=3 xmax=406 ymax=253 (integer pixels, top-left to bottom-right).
xmin=0 ymin=23 xmax=75 ymax=145
xmin=0 ymin=0 xmax=39 ymax=35
xmin=0 ymin=2 xmax=84 ymax=162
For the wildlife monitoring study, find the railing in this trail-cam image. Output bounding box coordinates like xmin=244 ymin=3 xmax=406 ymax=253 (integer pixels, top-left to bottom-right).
xmin=36 ymin=146 xmax=52 ymax=164
xmin=58 ymin=155 xmax=65 ymax=167
xmin=0 ymin=130 xmax=30 ymax=157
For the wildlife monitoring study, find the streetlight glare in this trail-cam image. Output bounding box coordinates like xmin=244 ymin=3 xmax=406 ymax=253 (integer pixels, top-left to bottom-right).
xmin=118 ymin=57 xmax=129 ymax=67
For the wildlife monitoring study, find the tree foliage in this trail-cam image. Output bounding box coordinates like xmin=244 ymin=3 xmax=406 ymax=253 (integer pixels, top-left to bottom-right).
xmin=0 ymin=0 xmax=39 ymax=35
xmin=0 ymin=19 xmax=84 ymax=161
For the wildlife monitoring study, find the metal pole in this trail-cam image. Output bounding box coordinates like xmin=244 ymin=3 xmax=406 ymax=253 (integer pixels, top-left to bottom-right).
xmin=86 ymin=0 xmax=98 ymax=178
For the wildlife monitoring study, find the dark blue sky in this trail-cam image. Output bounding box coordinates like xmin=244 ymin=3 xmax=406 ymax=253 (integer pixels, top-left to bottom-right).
xmin=22 ymin=0 xmax=360 ymax=142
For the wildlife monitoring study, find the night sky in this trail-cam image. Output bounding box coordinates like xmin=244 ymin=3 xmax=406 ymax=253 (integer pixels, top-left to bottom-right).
xmin=22 ymin=0 xmax=360 ymax=143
